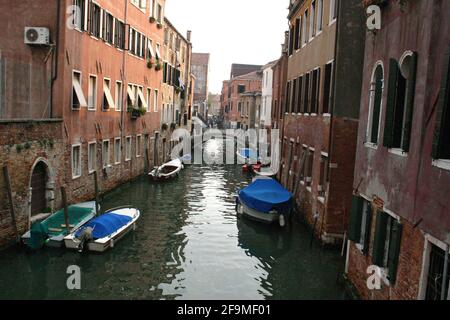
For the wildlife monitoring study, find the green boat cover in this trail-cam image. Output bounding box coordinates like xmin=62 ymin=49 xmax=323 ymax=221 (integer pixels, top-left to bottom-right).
xmin=28 ymin=205 xmax=95 ymax=250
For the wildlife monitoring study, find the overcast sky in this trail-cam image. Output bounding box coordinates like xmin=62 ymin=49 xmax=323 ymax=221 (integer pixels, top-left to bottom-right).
xmin=165 ymin=0 xmax=289 ymax=94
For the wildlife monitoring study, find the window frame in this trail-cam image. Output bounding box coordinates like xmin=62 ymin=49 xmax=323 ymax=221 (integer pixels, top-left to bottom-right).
xmin=125 ymin=136 xmax=132 ymax=161
xmin=87 ymin=141 xmax=97 ymax=174
xmin=102 ymin=139 xmax=111 ymax=169
xmin=88 ymin=74 xmax=98 ymax=111
xmin=136 ymin=134 xmax=142 ymax=158
xmin=366 ymin=61 xmax=385 ymax=148
xmin=114 ymin=137 xmax=121 ymax=165
xmin=71 ymin=144 xmax=82 ymax=179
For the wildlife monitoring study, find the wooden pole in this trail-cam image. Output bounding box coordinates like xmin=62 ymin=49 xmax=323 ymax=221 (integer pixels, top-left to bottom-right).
xmin=61 ymin=187 xmax=70 ymax=234
xmin=3 ymin=166 xmax=19 ymax=242
xmin=94 ymin=171 xmax=99 ymax=216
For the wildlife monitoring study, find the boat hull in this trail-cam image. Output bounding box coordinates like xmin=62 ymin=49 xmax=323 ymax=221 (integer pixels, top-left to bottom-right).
xmin=237 ymin=198 xmax=282 ymax=225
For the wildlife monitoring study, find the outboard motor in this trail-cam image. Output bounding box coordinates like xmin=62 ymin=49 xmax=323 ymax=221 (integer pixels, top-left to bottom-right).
xmin=76 ymin=227 xmax=94 ymax=253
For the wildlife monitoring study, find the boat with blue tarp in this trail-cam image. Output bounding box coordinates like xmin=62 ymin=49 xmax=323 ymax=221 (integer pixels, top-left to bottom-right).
xmin=236 ymin=177 xmax=293 ymax=227
xmin=64 ymin=206 xmax=140 ymax=252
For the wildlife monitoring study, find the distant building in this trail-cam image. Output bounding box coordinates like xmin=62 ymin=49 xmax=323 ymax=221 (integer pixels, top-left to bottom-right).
xmin=191 ymin=53 xmax=210 ymax=119
xmin=230 ymin=64 xmax=263 ymax=79
xmin=271 ymin=32 xmax=289 ymax=131
xmin=260 ymin=60 xmax=278 ymax=129
xmin=208 ymin=94 xmax=221 ymax=117
xmin=237 ymin=91 xmax=262 ymax=130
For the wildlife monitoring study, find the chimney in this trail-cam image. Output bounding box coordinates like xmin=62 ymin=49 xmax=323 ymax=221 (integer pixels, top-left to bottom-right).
xmin=187 ymin=30 xmax=192 ymax=42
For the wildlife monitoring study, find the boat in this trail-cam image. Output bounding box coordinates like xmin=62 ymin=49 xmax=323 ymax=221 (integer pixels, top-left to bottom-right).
xmin=236 ymin=177 xmax=293 ymax=227
xmin=179 ymin=154 xmax=192 ymax=164
xmin=22 ymin=201 xmax=97 ymax=249
xmin=149 ymin=158 xmax=183 ymax=181
xmin=237 ymin=148 xmax=258 ymax=163
xmin=64 ymin=206 xmax=140 ymax=253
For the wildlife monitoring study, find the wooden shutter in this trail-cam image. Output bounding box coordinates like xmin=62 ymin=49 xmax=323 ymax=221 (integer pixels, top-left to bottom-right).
xmin=348 ymin=195 xmax=364 ymax=242
xmin=362 ymin=204 xmax=373 ymax=255
xmin=87 ymin=0 xmax=92 ymax=34
xmin=432 ymin=47 xmax=450 ymax=158
xmin=402 ymin=52 xmax=418 ymax=152
xmin=372 ymin=210 xmax=388 ymax=267
xmin=387 ymin=220 xmax=403 ymax=285
xmin=383 ymin=59 xmax=399 ymax=148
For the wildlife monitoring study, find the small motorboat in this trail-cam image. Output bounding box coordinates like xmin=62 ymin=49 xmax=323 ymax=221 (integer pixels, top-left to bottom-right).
xmin=236 ymin=177 xmax=293 ymax=227
xmin=22 ymin=202 xmax=97 ymax=249
xmin=149 ymin=158 xmax=183 ymax=181
xmin=64 ymin=206 xmax=140 ymax=253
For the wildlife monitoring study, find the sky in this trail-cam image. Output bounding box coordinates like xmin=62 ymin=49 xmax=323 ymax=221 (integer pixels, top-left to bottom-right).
xmin=165 ymin=0 xmax=289 ymax=94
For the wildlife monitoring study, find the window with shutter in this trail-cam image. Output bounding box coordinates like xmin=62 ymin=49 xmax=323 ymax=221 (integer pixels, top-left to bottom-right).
xmin=348 ymin=196 xmax=363 ymax=243
xmin=383 ymin=59 xmax=399 ymax=148
xmin=372 ymin=210 xmax=388 ymax=267
xmin=401 ymin=52 xmax=418 ymax=152
xmin=387 ymin=220 xmax=403 ymax=284
xmin=432 ymin=47 xmax=450 ymax=160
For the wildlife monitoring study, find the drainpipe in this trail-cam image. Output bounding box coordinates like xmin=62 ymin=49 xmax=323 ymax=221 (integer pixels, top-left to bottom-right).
xmin=441 ymin=244 xmax=449 ymax=300
xmin=50 ymin=0 xmax=61 ymax=118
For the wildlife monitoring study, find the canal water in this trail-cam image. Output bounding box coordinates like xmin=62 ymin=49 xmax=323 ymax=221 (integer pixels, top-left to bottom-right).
xmin=0 ymin=140 xmax=348 ymax=300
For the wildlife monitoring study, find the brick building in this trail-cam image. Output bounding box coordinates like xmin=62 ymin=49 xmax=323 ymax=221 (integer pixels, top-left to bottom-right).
xmin=0 ymin=0 xmax=191 ymax=247
xmin=236 ymin=91 xmax=262 ymax=130
xmin=271 ymin=32 xmax=289 ymax=132
xmin=346 ymin=0 xmax=450 ymax=300
xmin=222 ymin=70 xmax=262 ymax=129
xmin=191 ymin=53 xmax=210 ymax=119
xmin=279 ymin=0 xmax=366 ymax=245
xmin=260 ymin=60 xmax=277 ymax=129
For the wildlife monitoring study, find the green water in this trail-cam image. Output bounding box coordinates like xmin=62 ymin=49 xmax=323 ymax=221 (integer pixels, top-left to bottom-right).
xmin=0 ymin=140 xmax=348 ymax=300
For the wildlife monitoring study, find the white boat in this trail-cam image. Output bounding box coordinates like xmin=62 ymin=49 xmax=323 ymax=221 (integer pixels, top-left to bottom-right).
xmin=149 ymin=158 xmax=183 ymax=181
xmin=64 ymin=207 xmax=140 ymax=253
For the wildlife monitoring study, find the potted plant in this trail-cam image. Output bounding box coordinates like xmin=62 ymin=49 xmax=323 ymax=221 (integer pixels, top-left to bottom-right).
xmin=157 ymin=22 xmax=163 ymax=29
xmin=147 ymin=59 xmax=154 ymax=69
xmin=155 ymin=61 xmax=162 ymax=71
xmin=149 ymin=16 xmax=156 ymax=23
xmin=128 ymin=106 xmax=146 ymax=119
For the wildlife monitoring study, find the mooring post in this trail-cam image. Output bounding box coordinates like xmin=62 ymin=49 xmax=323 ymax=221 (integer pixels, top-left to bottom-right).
xmin=3 ymin=166 xmax=19 ymax=242
xmin=61 ymin=187 xmax=70 ymax=234
xmin=94 ymin=171 xmax=100 ymax=216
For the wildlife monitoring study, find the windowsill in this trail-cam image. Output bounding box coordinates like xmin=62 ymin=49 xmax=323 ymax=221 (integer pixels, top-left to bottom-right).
xmin=310 ymin=113 xmax=318 ymax=117
xmin=317 ymin=196 xmax=326 ymax=204
xmin=300 ymin=181 xmax=305 ymax=186
xmin=306 ymin=186 xmax=312 ymax=193
xmin=329 ymin=19 xmax=337 ymax=26
xmin=304 ymin=113 xmax=310 ymax=117
xmin=88 ymin=108 xmax=96 ymax=112
xmin=364 ymin=142 xmax=378 ymax=150
xmin=88 ymin=170 xmax=96 ymax=175
xmin=388 ymin=148 xmax=408 ymax=157
xmin=103 ymin=165 xmax=112 ymax=169
xmin=71 ymin=107 xmax=81 ymax=111
xmin=114 ymin=162 xmax=121 ymax=165
xmin=432 ymin=159 xmax=450 ymax=171
xmin=355 ymin=243 xmax=364 ymax=253
xmin=90 ymin=35 xmax=100 ymax=41
xmin=125 ymin=158 xmax=131 ymax=162
xmin=322 ymin=113 xmax=331 ymax=117
xmin=72 ymin=174 xmax=81 ymax=180
xmin=316 ymin=30 xmax=323 ymax=37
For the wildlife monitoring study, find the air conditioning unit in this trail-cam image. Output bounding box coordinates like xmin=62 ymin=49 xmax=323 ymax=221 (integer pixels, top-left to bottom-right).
xmin=24 ymin=27 xmax=50 ymax=45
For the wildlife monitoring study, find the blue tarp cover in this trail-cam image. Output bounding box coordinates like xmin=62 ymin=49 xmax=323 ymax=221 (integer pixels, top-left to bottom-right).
xmin=238 ymin=179 xmax=293 ymax=214
xmin=240 ymin=148 xmax=258 ymax=160
xmin=75 ymin=213 xmax=132 ymax=239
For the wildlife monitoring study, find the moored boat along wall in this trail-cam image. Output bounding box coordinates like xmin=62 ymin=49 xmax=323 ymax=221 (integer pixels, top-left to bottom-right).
xmin=0 ymin=120 xmax=64 ymax=248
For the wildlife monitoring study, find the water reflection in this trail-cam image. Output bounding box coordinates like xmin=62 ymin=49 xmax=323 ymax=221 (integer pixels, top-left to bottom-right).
xmin=0 ymin=139 xmax=347 ymax=300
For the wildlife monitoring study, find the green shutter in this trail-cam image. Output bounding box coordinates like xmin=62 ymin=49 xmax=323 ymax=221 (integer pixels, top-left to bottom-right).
xmin=348 ymin=196 xmax=364 ymax=243
xmin=387 ymin=220 xmax=403 ymax=285
xmin=371 ymin=67 xmax=383 ymax=143
xmin=372 ymin=210 xmax=388 ymax=267
xmin=362 ymin=204 xmax=373 ymax=255
xmin=432 ymin=47 xmax=450 ymax=159
xmin=383 ymin=59 xmax=399 ymax=148
xmin=402 ymin=52 xmax=418 ymax=152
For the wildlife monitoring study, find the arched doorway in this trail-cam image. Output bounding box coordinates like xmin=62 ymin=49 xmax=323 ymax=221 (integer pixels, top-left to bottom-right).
xmin=30 ymin=161 xmax=48 ymax=216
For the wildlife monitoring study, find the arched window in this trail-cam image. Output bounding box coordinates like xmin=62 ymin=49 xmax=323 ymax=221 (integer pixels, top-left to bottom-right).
xmin=367 ymin=62 xmax=384 ymax=145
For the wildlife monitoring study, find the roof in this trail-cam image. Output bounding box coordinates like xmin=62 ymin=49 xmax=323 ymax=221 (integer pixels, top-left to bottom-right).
xmin=230 ymin=64 xmax=263 ymax=79
xmin=262 ymin=59 xmax=278 ymax=70
xmin=232 ymin=70 xmax=262 ymax=81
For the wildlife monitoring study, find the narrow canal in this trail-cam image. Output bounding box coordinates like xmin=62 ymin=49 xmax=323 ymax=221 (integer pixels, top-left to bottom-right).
xmin=0 ymin=140 xmax=348 ymax=300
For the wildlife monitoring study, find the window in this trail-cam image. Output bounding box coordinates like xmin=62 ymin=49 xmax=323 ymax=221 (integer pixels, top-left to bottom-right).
xmin=288 ymin=25 xmax=294 ymax=56
xmin=238 ymin=85 xmax=246 ymax=94
xmin=285 ymin=81 xmax=291 ymax=113
xmin=125 ymin=136 xmax=132 ymax=161
xmin=294 ymin=18 xmax=301 ymax=50
xmin=292 ymin=78 xmax=298 ymax=114
xmin=147 ymin=88 xmax=152 ymax=112
xmin=383 ymin=54 xmax=418 ymax=152
xmin=425 ymin=244 xmax=450 ymax=300
xmin=72 ymin=71 xmax=87 ymax=110
xmin=136 ymin=135 xmax=142 ymax=157
xmin=131 ymin=0 xmax=147 ymax=10
xmin=115 ymin=81 xmax=123 ymax=111
xmin=129 ymin=28 xmax=145 ymax=58
xmin=299 ymin=146 xmax=307 ymax=181
xmin=348 ymin=196 xmax=372 ymax=254
xmin=102 ymin=11 xmax=114 ymax=44
xmin=72 ymin=144 xmax=82 ymax=179
xmin=89 ymin=2 xmax=101 ymax=38
xmin=372 ymin=211 xmax=403 ymax=284
xmin=88 ymin=75 xmax=97 ymax=110
xmin=114 ymin=138 xmax=121 ymax=164
xmin=310 ymin=68 xmax=320 ymax=114
xmin=330 ymin=0 xmax=338 ymax=24
xmin=297 ymin=76 xmax=303 ymax=113
xmin=317 ymin=0 xmax=323 ymax=32
xmin=304 ymin=73 xmax=310 ymax=113
xmin=322 ymin=62 xmax=333 ymax=114
xmin=156 ymin=3 xmax=162 ymax=23
xmin=150 ymin=0 xmax=155 ymax=17
xmin=102 ymin=78 xmax=114 ymax=110
xmin=318 ymin=154 xmax=329 ymax=198
xmin=432 ymin=47 xmax=450 ymax=161
xmin=73 ymin=0 xmax=87 ymax=31
xmin=88 ymin=142 xmax=96 ymax=173
xmin=367 ymin=63 xmax=384 ymax=145
xmin=147 ymin=39 xmax=155 ymax=61
xmin=302 ymin=9 xmax=309 ymax=45
xmin=114 ymin=19 xmax=126 ymax=49
xmin=154 ymin=89 xmax=158 ymax=112
xmin=310 ymin=1 xmax=316 ymax=40
xmin=102 ymin=139 xmax=110 ymax=168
